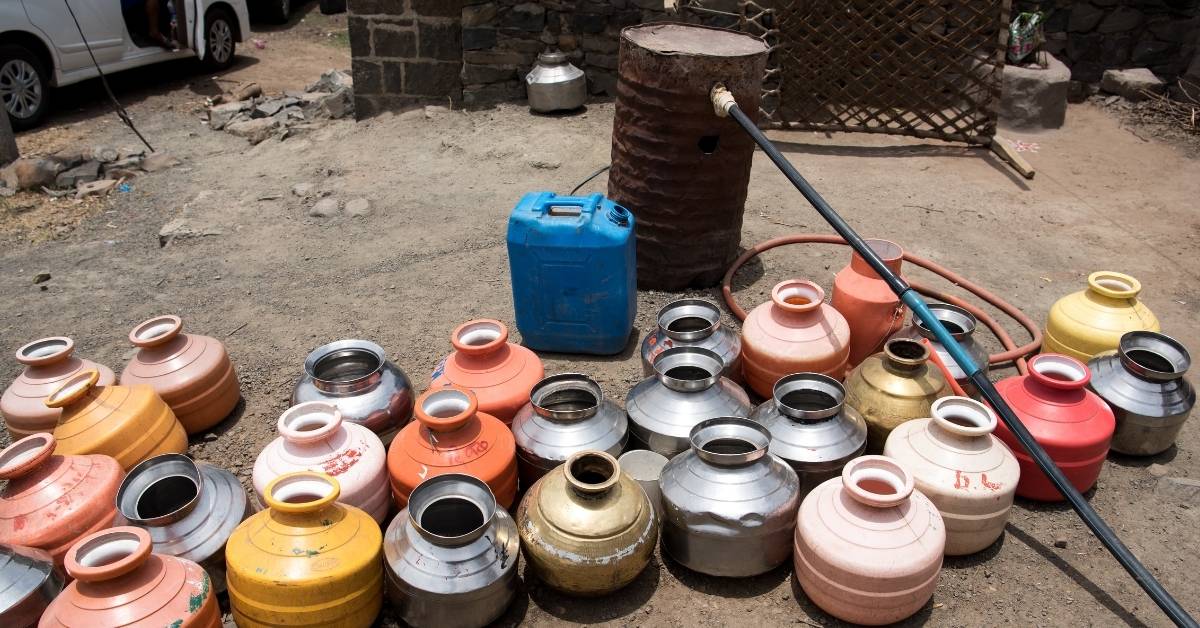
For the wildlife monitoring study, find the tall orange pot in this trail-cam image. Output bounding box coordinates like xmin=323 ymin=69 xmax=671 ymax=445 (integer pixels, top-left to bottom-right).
xmin=1 ymin=337 xmax=115 ymax=440
xmin=741 ymin=279 xmax=852 ymax=396
xmin=120 ymin=315 xmax=241 ymax=434
xmin=0 ymin=433 xmax=122 ymax=567
xmin=430 ymin=319 xmax=545 ymax=425
xmin=39 ymin=527 xmax=220 ymax=627
xmin=832 ymin=239 xmax=906 ymax=369
xmin=388 ymin=386 xmax=518 ymax=509
xmin=45 ymin=369 xmax=188 ymax=471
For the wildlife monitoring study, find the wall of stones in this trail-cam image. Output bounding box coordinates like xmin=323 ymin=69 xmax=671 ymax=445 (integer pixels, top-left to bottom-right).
xmin=1011 ymin=0 xmax=1199 ymax=83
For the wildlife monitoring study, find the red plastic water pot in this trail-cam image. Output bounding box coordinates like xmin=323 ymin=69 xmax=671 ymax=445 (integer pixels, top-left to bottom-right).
xmin=430 ymin=319 xmax=544 ymax=426
xmin=993 ymin=354 xmax=1115 ymax=501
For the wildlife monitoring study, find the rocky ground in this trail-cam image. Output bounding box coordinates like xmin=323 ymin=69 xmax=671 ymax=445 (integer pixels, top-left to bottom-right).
xmin=4 ymin=5 xmax=1200 ymax=627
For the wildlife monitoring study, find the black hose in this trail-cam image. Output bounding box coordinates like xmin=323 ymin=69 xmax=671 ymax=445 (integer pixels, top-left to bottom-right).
xmin=722 ymin=97 xmax=1197 ymax=628
xmin=569 ymin=164 xmax=610 ymax=196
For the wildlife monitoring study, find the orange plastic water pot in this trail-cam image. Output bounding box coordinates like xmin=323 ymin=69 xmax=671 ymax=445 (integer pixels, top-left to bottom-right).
xmin=120 ymin=315 xmax=242 ymax=434
xmin=388 ymin=386 xmax=518 ymax=509
xmin=45 ymin=369 xmax=188 ymax=470
xmin=38 ymin=526 xmax=220 ymax=628
xmin=832 ymin=239 xmax=906 ymax=369
xmin=741 ymin=279 xmax=851 ymax=397
xmin=430 ymin=319 xmax=545 ymax=425
xmin=0 ymin=433 xmax=122 ymax=567
xmin=1 ymin=337 xmax=115 ymax=440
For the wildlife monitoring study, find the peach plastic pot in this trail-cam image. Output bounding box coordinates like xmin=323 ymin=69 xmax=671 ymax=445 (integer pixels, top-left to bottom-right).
xmin=120 ymin=315 xmax=242 ymax=434
xmin=832 ymin=239 xmax=907 ymax=369
xmin=1 ymin=337 xmax=115 ymax=440
xmin=0 ymin=433 xmax=122 ymax=567
xmin=45 ymin=369 xmax=188 ymax=471
xmin=794 ymin=456 xmax=945 ymax=626
xmin=388 ymin=386 xmax=518 ymax=509
xmin=39 ymin=526 xmax=220 ymax=628
xmin=430 ymin=319 xmax=545 ymax=425
xmin=883 ymin=397 xmax=1020 ymax=555
xmin=253 ymin=402 xmax=390 ymax=524
xmin=741 ymin=279 xmax=851 ymax=397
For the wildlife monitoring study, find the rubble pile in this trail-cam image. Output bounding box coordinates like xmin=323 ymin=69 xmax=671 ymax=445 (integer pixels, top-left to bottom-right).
xmin=207 ymin=69 xmax=355 ymax=144
xmin=0 ymin=146 xmax=177 ymax=198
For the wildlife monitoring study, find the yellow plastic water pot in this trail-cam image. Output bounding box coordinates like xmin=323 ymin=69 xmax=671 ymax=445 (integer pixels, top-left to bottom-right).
xmin=1043 ymin=271 xmax=1160 ymax=361
xmin=225 ymin=471 xmax=383 ymax=627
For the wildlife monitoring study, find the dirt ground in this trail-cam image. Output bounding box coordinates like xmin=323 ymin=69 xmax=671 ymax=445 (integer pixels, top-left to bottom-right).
xmin=4 ymin=6 xmax=1200 ymax=626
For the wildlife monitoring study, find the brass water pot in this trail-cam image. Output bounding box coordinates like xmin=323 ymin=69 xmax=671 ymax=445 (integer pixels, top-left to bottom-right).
xmin=516 ymin=450 xmax=657 ymax=596
xmin=844 ymin=339 xmax=951 ymax=453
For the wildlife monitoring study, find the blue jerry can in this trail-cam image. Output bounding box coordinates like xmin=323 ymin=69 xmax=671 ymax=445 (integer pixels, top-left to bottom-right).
xmin=506 ymin=191 xmax=636 ymax=355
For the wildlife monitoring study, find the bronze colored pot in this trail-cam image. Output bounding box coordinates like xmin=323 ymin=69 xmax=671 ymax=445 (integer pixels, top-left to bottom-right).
xmin=516 ymin=451 xmax=657 ymax=596
xmin=844 ymin=339 xmax=951 ymax=454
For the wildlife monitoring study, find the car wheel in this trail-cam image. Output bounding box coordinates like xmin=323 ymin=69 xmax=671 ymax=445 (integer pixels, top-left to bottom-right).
xmin=265 ymin=0 xmax=291 ymax=24
xmin=202 ymin=8 xmax=237 ymax=71
xmin=0 ymin=44 xmax=50 ymax=131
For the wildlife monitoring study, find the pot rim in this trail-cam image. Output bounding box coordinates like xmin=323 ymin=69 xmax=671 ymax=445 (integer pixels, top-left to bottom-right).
xmin=1087 ymin=271 xmax=1141 ymax=299
xmin=564 ymin=450 xmax=621 ymax=496
xmin=652 ymin=346 xmax=723 ymax=392
xmin=450 ymin=319 xmax=509 ymax=356
xmin=129 ymin=315 xmax=184 ymax=348
xmin=772 ymin=372 xmax=844 ymax=421
xmin=841 ymin=455 xmax=914 ymax=508
xmin=1117 ymin=331 xmax=1190 ymax=381
xmin=43 ymin=368 xmax=100 ymax=409
xmin=690 ymin=417 xmax=771 ymax=466
xmin=15 ymin=336 xmax=74 ymax=367
xmin=850 ymin=239 xmax=903 ymax=274
xmin=415 ymin=386 xmax=477 ymax=433
xmin=0 ymin=433 xmax=57 ymax=479
xmin=1028 ymin=354 xmax=1090 ymax=390
xmin=770 ymin=279 xmax=824 ymax=314
xmin=65 ymin=526 xmax=152 ymax=583
xmin=408 ymin=473 xmax=497 ymax=546
xmin=264 ymin=471 xmax=341 ymax=514
xmin=303 ymin=339 xmax=387 ymax=389
xmin=530 ymin=373 xmax=603 ymax=421
xmin=914 ymin=303 xmax=976 ymax=340
xmin=930 ymin=396 xmax=996 ymax=438
xmin=656 ymin=298 xmax=721 ymax=341
xmin=278 ymin=401 xmax=344 ymax=444
xmin=117 ymin=453 xmax=204 ymax=525
xmin=883 ymin=338 xmax=929 ymax=369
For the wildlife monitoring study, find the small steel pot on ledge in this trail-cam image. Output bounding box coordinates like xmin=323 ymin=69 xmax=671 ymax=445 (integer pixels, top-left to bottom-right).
xmin=115 ymin=453 xmax=252 ymax=593
xmin=640 ymin=299 xmax=741 ymax=380
xmin=292 ymin=339 xmax=415 ymax=445
xmin=526 ymin=50 xmax=586 ymax=113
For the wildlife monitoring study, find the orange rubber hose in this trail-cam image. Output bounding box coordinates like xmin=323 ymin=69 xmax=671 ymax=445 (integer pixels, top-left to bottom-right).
xmin=721 ymin=234 xmax=1042 ymax=374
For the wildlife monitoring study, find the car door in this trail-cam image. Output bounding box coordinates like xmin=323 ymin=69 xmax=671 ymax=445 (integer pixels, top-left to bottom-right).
xmin=21 ymin=0 xmax=128 ymax=73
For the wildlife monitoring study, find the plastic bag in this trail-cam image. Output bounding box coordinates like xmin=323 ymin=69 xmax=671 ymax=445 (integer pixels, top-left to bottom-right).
xmin=1007 ymin=12 xmax=1044 ymax=64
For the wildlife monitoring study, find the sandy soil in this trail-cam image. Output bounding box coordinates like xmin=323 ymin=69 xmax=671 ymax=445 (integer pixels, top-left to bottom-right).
xmin=4 ymin=8 xmax=1200 ymax=627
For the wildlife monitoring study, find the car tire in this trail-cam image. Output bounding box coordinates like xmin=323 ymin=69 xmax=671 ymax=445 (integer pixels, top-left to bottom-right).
xmin=202 ymin=8 xmax=238 ymax=71
xmin=0 ymin=43 xmax=50 ymax=131
xmin=264 ymin=0 xmax=291 ymax=24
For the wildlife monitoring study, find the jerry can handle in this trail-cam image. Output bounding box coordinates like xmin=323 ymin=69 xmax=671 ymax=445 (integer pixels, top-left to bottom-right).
xmin=532 ymin=193 xmax=604 ymax=217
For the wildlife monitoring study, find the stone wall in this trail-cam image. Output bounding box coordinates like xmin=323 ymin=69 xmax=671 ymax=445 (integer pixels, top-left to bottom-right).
xmin=1012 ymin=0 xmax=1200 ymax=83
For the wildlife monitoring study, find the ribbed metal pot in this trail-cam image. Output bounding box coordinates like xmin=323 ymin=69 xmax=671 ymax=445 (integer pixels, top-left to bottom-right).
xmin=890 ymin=303 xmax=990 ymax=396
xmin=660 ymin=417 xmax=800 ymax=577
xmin=0 ymin=544 xmax=63 ymax=628
xmin=512 ymin=373 xmax=628 ymax=487
xmin=1088 ymin=331 xmax=1195 ymax=456
xmin=384 ymin=474 xmax=518 ymax=628
xmin=640 ymin=299 xmax=742 ymax=379
xmin=292 ymin=339 xmax=415 ymax=445
xmin=626 ymin=347 xmax=751 ymax=457
xmin=516 ymin=451 xmax=657 ymax=596
xmin=526 ymin=51 xmax=587 ymax=113
xmin=751 ymin=373 xmax=867 ymax=498
xmin=115 ymin=453 xmax=252 ymax=593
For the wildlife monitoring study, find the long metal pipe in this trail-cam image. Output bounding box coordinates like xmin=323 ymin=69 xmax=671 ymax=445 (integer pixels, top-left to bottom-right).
xmin=711 ymin=84 xmax=1197 ymax=628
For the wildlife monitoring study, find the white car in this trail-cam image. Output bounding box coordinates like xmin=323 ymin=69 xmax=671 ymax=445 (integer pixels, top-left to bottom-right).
xmin=1 ymin=0 xmax=249 ymax=129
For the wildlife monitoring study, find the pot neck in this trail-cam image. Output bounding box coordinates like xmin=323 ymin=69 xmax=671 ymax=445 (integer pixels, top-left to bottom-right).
xmin=129 ymin=315 xmax=184 ymax=348
xmin=841 ymin=456 xmax=914 ymax=508
xmin=43 ymin=368 xmax=100 ymax=409
xmin=450 ymin=319 xmax=510 ymax=360
xmin=0 ymin=433 xmax=57 ymax=480
xmin=913 ymin=303 xmax=976 ymax=342
xmin=882 ymin=339 xmax=929 ymax=373
xmin=773 ymin=373 xmax=844 ymax=422
xmin=305 ymin=340 xmax=386 ymax=395
xmin=117 ymin=453 xmax=203 ymax=525
xmin=563 ymin=451 xmax=620 ymax=499
xmin=1027 ymin=354 xmax=1090 ymax=391
xmin=530 ymin=373 xmax=602 ymax=422
xmin=653 ymin=346 xmax=723 ymax=392
xmin=1085 ymin=271 xmax=1142 ymax=302
xmin=929 ymin=396 xmax=996 ymax=440
xmin=15 ymin=336 xmax=75 ymax=367
xmin=264 ymin=471 xmax=342 ymax=517
xmin=770 ymin=279 xmax=825 ymax=316
xmin=408 ymin=474 xmax=497 ymax=546
xmin=65 ymin=527 xmax=153 ymax=583
xmin=690 ymin=417 xmax=771 ymax=466
xmin=1117 ymin=331 xmax=1190 ymax=382
xmin=279 ymin=401 xmax=344 ymax=444
xmin=416 ymin=387 xmax=479 ymax=433
xmin=656 ymin=299 xmax=721 ymax=342
xmin=849 ymin=239 xmax=903 ymax=276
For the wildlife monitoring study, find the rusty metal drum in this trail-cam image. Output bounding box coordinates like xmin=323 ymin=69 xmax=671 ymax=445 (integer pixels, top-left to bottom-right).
xmin=608 ymin=23 xmax=769 ymax=290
